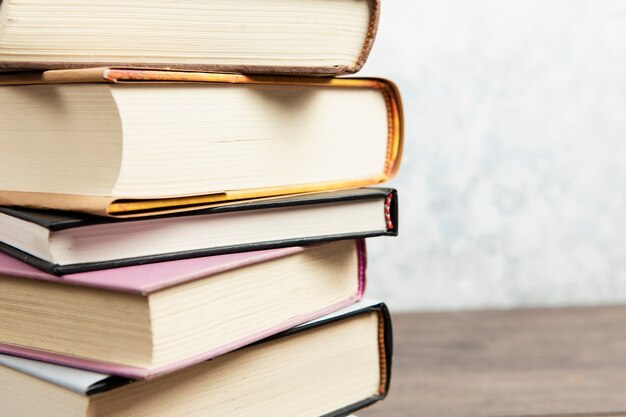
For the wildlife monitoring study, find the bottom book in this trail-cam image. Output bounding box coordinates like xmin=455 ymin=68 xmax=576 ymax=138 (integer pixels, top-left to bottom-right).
xmin=0 ymin=300 xmax=392 ymax=417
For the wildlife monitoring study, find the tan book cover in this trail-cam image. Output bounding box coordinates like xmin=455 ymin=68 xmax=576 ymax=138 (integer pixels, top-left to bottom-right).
xmin=0 ymin=0 xmax=380 ymax=75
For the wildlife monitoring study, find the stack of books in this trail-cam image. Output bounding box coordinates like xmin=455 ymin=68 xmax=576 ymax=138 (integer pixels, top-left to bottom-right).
xmin=0 ymin=0 xmax=403 ymax=415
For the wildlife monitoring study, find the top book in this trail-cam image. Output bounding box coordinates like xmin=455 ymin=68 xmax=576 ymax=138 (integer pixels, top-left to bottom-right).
xmin=0 ymin=0 xmax=380 ymax=75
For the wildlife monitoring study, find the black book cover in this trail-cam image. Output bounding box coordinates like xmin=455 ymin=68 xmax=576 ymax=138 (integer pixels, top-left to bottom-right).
xmin=0 ymin=188 xmax=398 ymax=275
xmin=87 ymin=301 xmax=393 ymax=417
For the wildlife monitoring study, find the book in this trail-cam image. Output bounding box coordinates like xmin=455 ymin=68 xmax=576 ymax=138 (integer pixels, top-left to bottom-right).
xmin=0 ymin=68 xmax=403 ymax=217
xmin=0 ymin=300 xmax=391 ymax=417
xmin=0 ymin=239 xmax=366 ymax=379
xmin=0 ymin=0 xmax=380 ymax=75
xmin=0 ymin=188 xmax=397 ymax=275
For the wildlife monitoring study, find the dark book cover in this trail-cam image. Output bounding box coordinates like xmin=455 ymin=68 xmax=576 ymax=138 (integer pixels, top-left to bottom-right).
xmin=0 ymin=188 xmax=398 ymax=275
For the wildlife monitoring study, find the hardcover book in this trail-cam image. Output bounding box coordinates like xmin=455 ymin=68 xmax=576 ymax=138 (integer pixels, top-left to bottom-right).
xmin=0 ymin=68 xmax=403 ymax=217
xmin=0 ymin=188 xmax=397 ymax=275
xmin=0 ymin=0 xmax=380 ymax=75
xmin=0 ymin=300 xmax=392 ymax=417
xmin=0 ymin=240 xmax=366 ymax=378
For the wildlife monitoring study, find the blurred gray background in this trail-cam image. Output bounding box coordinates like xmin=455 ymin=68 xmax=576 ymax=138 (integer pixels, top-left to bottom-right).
xmin=360 ymin=0 xmax=626 ymax=311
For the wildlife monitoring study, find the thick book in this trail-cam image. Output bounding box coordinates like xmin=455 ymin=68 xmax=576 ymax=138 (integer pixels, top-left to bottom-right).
xmin=0 ymin=300 xmax=392 ymax=417
xmin=0 ymin=68 xmax=403 ymax=217
xmin=0 ymin=187 xmax=397 ymax=275
xmin=0 ymin=0 xmax=380 ymax=75
xmin=0 ymin=239 xmax=366 ymax=379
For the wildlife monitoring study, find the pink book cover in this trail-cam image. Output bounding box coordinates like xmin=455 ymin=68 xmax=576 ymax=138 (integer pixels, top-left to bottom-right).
xmin=0 ymin=240 xmax=367 ymax=379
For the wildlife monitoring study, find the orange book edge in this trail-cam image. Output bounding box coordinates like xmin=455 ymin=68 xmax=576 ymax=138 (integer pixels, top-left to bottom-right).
xmin=0 ymin=68 xmax=403 ymax=217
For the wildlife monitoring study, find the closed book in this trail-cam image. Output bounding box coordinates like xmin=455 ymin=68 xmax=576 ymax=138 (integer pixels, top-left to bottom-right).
xmin=0 ymin=68 xmax=403 ymax=217
xmin=0 ymin=188 xmax=397 ymax=275
xmin=0 ymin=300 xmax=392 ymax=417
xmin=0 ymin=0 xmax=379 ymax=75
xmin=0 ymin=240 xmax=366 ymax=379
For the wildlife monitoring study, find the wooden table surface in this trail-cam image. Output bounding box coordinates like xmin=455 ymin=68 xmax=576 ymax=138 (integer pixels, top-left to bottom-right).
xmin=359 ymin=305 xmax=626 ymax=417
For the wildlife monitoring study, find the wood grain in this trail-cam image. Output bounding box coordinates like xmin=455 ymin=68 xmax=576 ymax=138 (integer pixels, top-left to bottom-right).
xmin=360 ymin=305 xmax=626 ymax=417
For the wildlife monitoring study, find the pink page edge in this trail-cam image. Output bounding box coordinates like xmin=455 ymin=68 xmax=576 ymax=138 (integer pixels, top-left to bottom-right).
xmin=0 ymin=297 xmax=361 ymax=380
xmin=0 ymin=240 xmax=367 ymax=380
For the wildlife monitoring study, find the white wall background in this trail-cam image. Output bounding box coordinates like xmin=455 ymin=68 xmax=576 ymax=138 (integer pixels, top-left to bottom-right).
xmin=360 ymin=0 xmax=626 ymax=311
